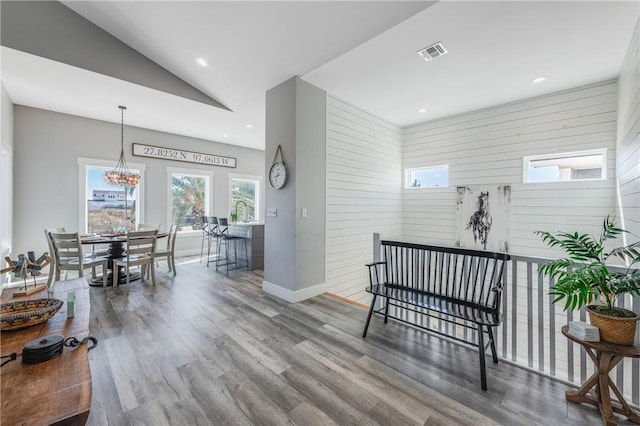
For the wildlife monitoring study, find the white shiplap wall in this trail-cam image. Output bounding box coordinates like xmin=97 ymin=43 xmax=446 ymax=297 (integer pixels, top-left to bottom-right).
xmin=399 ymin=81 xmax=622 ymax=396
xmin=402 ymin=80 xmax=619 ymax=257
xmin=325 ymin=95 xmax=402 ymax=304
xmin=617 ymin=19 xmax=640 ymax=244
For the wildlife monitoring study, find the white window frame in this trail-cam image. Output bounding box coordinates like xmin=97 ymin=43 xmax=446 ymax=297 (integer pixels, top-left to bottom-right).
xmin=405 ymin=164 xmax=449 ymax=188
xmin=523 ymin=148 xmax=607 ymax=183
xmin=228 ymin=173 xmax=263 ymax=222
xmin=166 ymin=166 xmax=214 ymax=235
xmin=78 ymin=157 xmax=146 ymax=234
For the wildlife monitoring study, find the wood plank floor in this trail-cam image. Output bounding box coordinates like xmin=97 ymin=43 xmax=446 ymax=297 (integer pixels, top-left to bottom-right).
xmin=85 ymin=257 xmax=614 ymax=425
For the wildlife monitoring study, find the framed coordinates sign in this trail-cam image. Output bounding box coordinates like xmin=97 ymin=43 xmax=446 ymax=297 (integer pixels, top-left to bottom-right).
xmin=132 ymin=143 xmax=236 ymax=168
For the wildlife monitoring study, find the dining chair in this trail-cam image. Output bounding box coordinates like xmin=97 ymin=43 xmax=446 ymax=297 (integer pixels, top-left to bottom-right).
xmin=49 ymin=231 xmax=108 ymax=287
xmin=112 ymin=230 xmax=158 ymax=288
xmin=44 ymin=227 xmax=99 ymax=287
xmin=153 ymin=224 xmax=177 ymax=276
xmin=44 ymin=228 xmax=65 ymax=287
xmin=138 ymin=223 xmax=161 ymax=231
xmin=90 ymin=238 xmax=110 ymax=258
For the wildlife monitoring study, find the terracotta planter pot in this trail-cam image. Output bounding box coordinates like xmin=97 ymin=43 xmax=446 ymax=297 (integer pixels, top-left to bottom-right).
xmin=587 ymin=305 xmax=639 ymax=346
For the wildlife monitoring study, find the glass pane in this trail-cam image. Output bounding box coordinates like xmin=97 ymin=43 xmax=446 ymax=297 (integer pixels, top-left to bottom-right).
xmin=171 ymin=174 xmax=206 ymax=231
xmin=231 ymin=178 xmax=258 ymax=222
xmin=87 ymin=166 xmax=138 ymax=233
xmin=526 ymin=165 xmax=560 ymax=183
xmin=526 ymin=151 xmax=604 ymax=183
xmin=408 ymin=165 xmax=448 ymax=188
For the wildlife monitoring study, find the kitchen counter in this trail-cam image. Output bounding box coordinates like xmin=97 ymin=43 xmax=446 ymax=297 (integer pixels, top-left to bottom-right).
xmin=228 ymin=223 xmax=264 ymax=270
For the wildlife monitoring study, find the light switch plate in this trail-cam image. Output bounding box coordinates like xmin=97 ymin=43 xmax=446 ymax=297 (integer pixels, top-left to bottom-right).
xmin=301 ymin=208 xmax=307 ymax=218
xmin=267 ymin=207 xmax=277 ymax=217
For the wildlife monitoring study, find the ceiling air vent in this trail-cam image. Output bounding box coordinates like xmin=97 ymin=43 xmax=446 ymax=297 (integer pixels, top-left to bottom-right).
xmin=417 ymin=42 xmax=448 ymax=62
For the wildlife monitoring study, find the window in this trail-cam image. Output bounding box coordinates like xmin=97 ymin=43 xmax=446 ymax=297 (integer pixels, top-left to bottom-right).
xmin=405 ymin=165 xmax=449 ymax=188
xmin=168 ymin=167 xmax=212 ymax=232
xmin=524 ymin=149 xmax=607 ymax=183
xmin=229 ymin=174 xmax=262 ymax=222
xmin=78 ymin=157 xmax=145 ymax=234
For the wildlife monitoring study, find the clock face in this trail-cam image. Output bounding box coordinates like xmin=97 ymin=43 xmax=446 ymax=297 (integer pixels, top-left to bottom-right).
xmin=269 ymin=161 xmax=286 ymax=189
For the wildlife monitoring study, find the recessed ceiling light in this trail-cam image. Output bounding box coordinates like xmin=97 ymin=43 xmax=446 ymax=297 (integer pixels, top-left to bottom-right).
xmin=418 ymin=108 xmax=427 ymax=113
xmin=195 ymin=57 xmax=208 ymax=67
xmin=245 ymin=124 xmax=253 ymax=128
xmin=223 ymin=134 xmax=229 ymax=138
xmin=531 ymin=76 xmax=546 ymax=83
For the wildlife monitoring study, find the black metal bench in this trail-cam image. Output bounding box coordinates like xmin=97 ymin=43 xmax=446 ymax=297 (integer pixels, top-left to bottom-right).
xmin=362 ymin=240 xmax=510 ymax=390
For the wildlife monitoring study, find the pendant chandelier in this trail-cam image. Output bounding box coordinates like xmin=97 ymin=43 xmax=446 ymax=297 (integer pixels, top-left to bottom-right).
xmin=104 ymin=105 xmax=140 ymax=187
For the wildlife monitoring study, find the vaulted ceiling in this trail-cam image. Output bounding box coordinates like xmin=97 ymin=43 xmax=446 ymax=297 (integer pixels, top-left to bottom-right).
xmin=2 ymin=1 xmax=638 ymax=151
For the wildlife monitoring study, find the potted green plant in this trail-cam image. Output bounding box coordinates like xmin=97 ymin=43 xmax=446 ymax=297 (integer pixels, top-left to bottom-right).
xmin=535 ymin=216 xmax=640 ymax=345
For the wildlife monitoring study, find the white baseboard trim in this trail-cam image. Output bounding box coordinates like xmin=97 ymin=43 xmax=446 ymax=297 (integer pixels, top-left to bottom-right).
xmin=262 ymin=280 xmax=326 ymax=303
xmin=175 ymin=248 xmax=202 ymax=258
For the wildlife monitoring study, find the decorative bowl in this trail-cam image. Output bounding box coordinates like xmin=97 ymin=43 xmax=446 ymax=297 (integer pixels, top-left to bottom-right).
xmin=0 ymin=298 xmax=63 ymax=331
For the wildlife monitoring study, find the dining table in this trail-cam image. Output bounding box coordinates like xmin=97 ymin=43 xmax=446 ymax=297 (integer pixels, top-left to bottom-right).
xmin=80 ymin=232 xmax=167 ymax=287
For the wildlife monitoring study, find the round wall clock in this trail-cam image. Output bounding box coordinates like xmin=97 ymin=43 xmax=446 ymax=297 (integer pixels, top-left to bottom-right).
xmin=269 ymin=161 xmax=286 ymax=189
xmin=269 ymin=145 xmax=287 ymax=189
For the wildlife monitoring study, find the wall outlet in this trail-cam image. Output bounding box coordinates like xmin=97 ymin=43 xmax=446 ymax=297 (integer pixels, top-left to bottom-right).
xmin=267 ymin=207 xmax=277 ymax=217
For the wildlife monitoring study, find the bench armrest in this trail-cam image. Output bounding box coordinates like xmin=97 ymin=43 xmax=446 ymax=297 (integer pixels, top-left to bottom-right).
xmin=365 ymin=261 xmax=386 ymax=289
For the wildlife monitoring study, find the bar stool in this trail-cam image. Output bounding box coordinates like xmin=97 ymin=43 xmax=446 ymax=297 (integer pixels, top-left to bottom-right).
xmin=200 ymin=216 xmax=210 ymax=262
xmin=206 ymin=217 xmax=220 ymax=267
xmin=215 ymin=218 xmax=248 ymax=274
xmin=200 ymin=216 xmax=218 ymax=263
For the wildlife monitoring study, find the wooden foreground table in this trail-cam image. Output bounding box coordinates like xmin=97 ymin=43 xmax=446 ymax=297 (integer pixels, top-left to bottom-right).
xmin=562 ymin=325 xmax=640 ymax=426
xmin=1 ymin=278 xmax=92 ymax=426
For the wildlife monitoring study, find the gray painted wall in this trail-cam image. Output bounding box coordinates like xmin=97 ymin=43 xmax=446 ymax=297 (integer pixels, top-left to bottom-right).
xmin=295 ymin=78 xmax=326 ymax=290
xmin=264 ymin=78 xmax=297 ymax=291
xmin=12 ymin=106 xmax=264 ymax=257
xmin=264 ymin=77 xmax=327 ymax=296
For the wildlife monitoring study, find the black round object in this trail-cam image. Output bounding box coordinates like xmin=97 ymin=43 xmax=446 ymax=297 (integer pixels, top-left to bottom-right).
xmin=22 ymin=334 xmax=64 ymax=364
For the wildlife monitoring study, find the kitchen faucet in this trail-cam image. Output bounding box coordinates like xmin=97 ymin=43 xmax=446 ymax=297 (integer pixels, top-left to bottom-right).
xmin=234 ymin=200 xmax=248 ymax=222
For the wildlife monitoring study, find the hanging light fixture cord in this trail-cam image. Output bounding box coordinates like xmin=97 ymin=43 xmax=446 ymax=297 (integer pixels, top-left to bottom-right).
xmin=117 ymin=105 xmax=127 ymax=170
xmin=120 ymin=105 xmax=125 ymax=157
